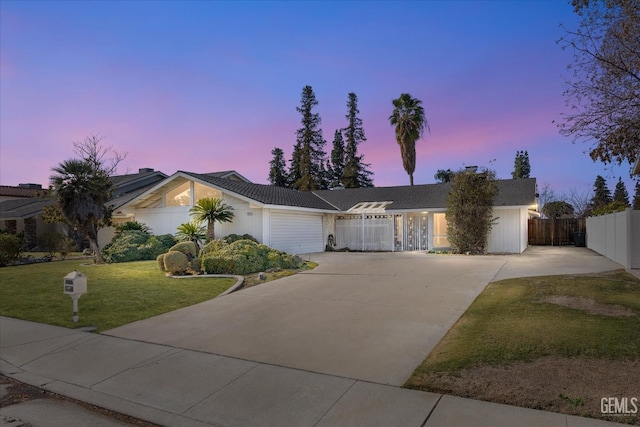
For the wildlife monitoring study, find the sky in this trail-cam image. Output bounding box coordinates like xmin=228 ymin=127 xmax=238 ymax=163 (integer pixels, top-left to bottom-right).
xmin=1 ymin=0 xmax=637 ymax=201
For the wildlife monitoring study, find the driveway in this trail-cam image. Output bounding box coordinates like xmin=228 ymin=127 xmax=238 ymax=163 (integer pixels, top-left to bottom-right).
xmin=105 ymin=247 xmax=623 ymax=386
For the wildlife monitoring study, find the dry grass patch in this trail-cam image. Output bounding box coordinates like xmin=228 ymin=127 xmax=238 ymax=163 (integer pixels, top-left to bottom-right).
xmin=406 ymin=270 xmax=640 ymax=425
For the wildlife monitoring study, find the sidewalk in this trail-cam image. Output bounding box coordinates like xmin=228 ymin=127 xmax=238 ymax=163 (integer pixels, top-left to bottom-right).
xmin=0 ymin=317 xmax=626 ymax=427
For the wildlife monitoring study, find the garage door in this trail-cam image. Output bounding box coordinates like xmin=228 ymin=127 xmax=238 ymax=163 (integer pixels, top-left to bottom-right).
xmin=271 ymin=211 xmax=324 ymax=254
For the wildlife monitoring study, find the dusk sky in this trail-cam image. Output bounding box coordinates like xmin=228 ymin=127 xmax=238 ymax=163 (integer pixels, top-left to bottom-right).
xmin=1 ymin=1 xmax=637 ymax=200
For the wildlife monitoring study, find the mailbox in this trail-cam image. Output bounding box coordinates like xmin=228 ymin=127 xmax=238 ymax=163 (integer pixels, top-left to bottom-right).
xmin=63 ymin=271 xmax=87 ymax=295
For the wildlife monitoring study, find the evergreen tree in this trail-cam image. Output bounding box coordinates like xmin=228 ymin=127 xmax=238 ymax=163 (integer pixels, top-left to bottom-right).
xmin=342 ymin=92 xmax=373 ymax=188
xmin=291 ymin=85 xmax=327 ymax=191
xmin=590 ymin=175 xmax=612 ymax=210
xmin=328 ymin=130 xmax=345 ymax=188
xmin=445 ymin=168 xmax=498 ymax=254
xmin=434 ymin=169 xmax=455 ymax=183
xmin=288 ymin=142 xmax=302 ymax=188
xmin=613 ymin=177 xmax=630 ymax=206
xmin=268 ymin=147 xmax=288 ymax=187
xmin=633 ymin=181 xmax=640 ymax=210
xmin=512 ymin=150 xmax=531 ymax=179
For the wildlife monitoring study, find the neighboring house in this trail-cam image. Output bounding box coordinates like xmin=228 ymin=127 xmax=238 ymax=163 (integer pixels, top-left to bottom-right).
xmin=114 ymin=170 xmax=538 ymax=254
xmin=0 ymin=168 xmax=167 ymax=249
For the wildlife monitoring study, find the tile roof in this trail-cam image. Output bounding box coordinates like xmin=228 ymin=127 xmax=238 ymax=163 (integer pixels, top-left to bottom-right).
xmin=185 ymin=172 xmax=536 ymax=212
xmin=0 ymin=185 xmax=46 ymax=198
xmin=184 ymin=172 xmax=339 ymax=210
xmin=314 ymin=178 xmax=537 ymax=211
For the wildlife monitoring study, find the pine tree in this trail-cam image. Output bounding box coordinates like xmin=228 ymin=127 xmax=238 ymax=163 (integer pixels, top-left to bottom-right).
xmin=633 ymin=181 xmax=640 ymax=210
xmin=342 ymin=93 xmax=374 ymax=188
xmin=512 ymin=150 xmax=531 ymax=179
xmin=291 ymin=85 xmax=327 ymax=191
xmin=590 ymin=175 xmax=612 ymax=210
xmin=613 ymin=177 xmax=630 ymax=207
xmin=268 ymin=147 xmax=288 ymax=187
xmin=328 ymin=130 xmax=345 ymax=188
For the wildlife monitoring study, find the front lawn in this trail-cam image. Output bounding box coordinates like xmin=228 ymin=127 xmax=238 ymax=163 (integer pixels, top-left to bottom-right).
xmin=406 ymin=270 xmax=640 ymax=424
xmin=0 ymin=260 xmax=235 ymax=332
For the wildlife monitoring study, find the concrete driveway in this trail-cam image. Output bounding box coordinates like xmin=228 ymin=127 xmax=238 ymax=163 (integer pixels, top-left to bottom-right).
xmin=105 ymin=247 xmax=623 ymax=386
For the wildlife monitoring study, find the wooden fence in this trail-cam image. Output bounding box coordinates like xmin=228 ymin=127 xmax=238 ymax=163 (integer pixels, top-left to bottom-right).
xmin=528 ymin=218 xmax=586 ymax=246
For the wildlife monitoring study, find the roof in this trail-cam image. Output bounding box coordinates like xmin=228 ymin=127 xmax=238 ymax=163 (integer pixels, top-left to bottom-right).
xmin=0 ymin=185 xmax=46 ymax=198
xmin=0 ymin=197 xmax=55 ymax=220
xmin=314 ymin=178 xmax=537 ymax=211
xmin=185 ymin=172 xmax=338 ymax=210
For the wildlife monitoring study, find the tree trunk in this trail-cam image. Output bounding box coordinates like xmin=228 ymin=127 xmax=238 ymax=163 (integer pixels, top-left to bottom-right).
xmin=207 ymin=221 xmax=215 ymax=240
xmin=88 ymin=237 xmax=105 ymax=264
xmin=409 ymin=174 xmax=414 ymax=186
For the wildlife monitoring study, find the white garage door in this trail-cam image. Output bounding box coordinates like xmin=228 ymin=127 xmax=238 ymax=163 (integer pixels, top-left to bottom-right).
xmin=271 ymin=211 xmax=324 ymax=254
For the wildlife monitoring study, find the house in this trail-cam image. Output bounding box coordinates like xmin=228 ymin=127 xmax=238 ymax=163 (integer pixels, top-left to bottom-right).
xmin=114 ymin=170 xmax=538 ymax=254
xmin=0 ymin=168 xmax=167 ymax=249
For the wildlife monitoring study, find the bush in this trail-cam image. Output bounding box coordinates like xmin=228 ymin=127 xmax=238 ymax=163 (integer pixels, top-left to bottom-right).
xmin=163 ymin=250 xmax=189 ymax=275
xmin=157 ymin=253 xmax=166 ymax=272
xmin=223 ymin=233 xmax=258 ymax=244
xmin=200 ymin=239 xmax=229 ymax=257
xmin=169 ymin=241 xmax=197 ymax=259
xmin=39 ymin=232 xmax=65 ymax=256
xmin=200 ymin=239 xmax=303 ymax=275
xmin=102 ymin=231 xmax=176 ymax=263
xmin=115 ymin=221 xmax=151 ymax=235
xmin=0 ymin=234 xmax=23 ymax=267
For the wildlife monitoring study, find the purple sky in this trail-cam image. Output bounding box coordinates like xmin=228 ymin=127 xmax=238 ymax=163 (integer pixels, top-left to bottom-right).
xmin=1 ymin=1 xmax=636 ymax=200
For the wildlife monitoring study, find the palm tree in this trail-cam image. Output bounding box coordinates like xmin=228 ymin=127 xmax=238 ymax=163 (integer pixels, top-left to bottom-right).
xmin=189 ymin=197 xmax=234 ymax=240
xmin=176 ymin=221 xmax=207 ymax=250
xmin=49 ymin=159 xmax=114 ymax=263
xmin=389 ymin=93 xmax=429 ymax=185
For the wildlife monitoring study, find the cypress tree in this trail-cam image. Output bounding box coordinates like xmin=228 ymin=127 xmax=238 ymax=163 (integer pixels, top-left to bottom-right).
xmin=291 ymin=85 xmax=327 ymax=191
xmin=512 ymin=150 xmax=531 ymax=179
xmin=328 ymin=130 xmax=345 ymax=188
xmin=342 ymin=92 xmax=373 ymax=188
xmin=268 ymin=147 xmax=288 ymax=187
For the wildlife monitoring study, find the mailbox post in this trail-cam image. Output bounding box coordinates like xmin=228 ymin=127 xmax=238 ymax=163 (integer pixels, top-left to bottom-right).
xmin=63 ymin=271 xmax=87 ymax=323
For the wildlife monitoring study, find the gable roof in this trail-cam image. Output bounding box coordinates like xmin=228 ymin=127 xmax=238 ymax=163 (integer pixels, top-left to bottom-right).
xmin=0 ymin=197 xmax=55 ymax=220
xmin=125 ymin=172 xmax=536 ymax=213
xmin=0 ymin=185 xmax=46 ymax=198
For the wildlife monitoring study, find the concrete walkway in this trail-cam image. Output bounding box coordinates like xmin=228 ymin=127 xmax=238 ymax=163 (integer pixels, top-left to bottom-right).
xmin=0 ymin=247 xmax=629 ymax=426
xmin=0 ymin=317 xmax=625 ymax=427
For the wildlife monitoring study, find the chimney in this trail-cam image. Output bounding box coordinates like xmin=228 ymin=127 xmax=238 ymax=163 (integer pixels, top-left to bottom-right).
xmin=18 ymin=183 xmax=42 ymax=189
xmin=138 ymin=168 xmax=154 ymax=174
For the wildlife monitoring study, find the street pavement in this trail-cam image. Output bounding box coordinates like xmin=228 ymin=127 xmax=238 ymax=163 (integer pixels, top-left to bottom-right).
xmin=0 ymin=247 xmax=631 ymax=426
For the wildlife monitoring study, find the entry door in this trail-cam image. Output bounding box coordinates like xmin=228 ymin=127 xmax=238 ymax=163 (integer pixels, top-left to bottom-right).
xmin=400 ymin=213 xmax=428 ymax=251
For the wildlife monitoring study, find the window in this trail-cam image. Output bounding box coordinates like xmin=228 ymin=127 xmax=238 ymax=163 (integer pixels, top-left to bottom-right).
xmin=194 ymin=182 xmax=222 ymax=202
xmin=433 ymin=213 xmax=450 ymax=247
xmin=165 ymin=182 xmax=191 ymax=206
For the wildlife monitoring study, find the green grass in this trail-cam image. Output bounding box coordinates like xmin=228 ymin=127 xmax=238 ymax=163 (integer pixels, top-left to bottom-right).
xmin=407 ymin=270 xmax=640 ymax=382
xmin=0 ymin=260 xmax=235 ymax=332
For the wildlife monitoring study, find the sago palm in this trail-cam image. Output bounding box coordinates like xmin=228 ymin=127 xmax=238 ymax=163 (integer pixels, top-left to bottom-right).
xmin=176 ymin=221 xmax=207 ymax=249
xmin=189 ymin=197 xmax=234 ymax=240
xmin=389 ymin=93 xmax=429 ymax=186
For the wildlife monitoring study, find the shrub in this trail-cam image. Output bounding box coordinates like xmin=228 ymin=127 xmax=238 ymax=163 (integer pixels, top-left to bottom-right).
xmin=0 ymin=234 xmax=22 ymax=267
xmin=39 ymin=232 xmax=65 ymax=256
xmin=115 ymin=221 xmax=151 ymax=235
xmin=163 ymin=250 xmax=189 ymax=275
xmin=200 ymin=239 xmax=303 ymax=275
xmin=157 ymin=253 xmax=166 ymax=272
xmin=190 ymin=257 xmax=201 ymax=273
xmin=169 ymin=241 xmax=197 ymax=259
xmin=224 ymin=233 xmax=258 ymax=244
xmin=200 ymin=239 xmax=229 ymax=257
xmin=102 ymin=231 xmax=176 ymax=263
